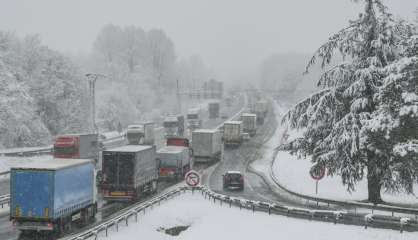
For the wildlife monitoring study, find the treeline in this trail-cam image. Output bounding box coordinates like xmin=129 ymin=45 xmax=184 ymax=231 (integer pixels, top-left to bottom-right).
xmin=88 ymin=24 xmax=213 ymax=131
xmin=0 ymin=32 xmax=90 ymax=148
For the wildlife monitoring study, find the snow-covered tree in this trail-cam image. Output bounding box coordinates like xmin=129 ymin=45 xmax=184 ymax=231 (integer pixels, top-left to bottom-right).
xmin=283 ymin=0 xmax=415 ymax=203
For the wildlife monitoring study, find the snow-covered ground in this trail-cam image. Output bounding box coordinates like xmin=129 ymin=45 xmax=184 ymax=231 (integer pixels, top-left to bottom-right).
xmin=268 ymin=101 xmax=418 ymax=205
xmin=103 ymin=192 xmax=414 ymax=240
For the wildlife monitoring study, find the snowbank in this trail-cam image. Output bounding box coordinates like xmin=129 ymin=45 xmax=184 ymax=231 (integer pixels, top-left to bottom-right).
xmin=271 ymin=103 xmax=418 ymax=205
xmin=105 ymin=192 xmax=414 ymax=240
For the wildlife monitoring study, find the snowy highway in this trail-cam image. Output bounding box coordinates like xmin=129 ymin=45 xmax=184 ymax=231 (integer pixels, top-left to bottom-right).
xmin=0 ymin=95 xmax=246 ymax=240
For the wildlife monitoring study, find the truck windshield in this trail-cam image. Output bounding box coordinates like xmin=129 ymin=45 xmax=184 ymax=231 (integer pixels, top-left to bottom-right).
xmin=54 ymin=146 xmax=77 ymax=155
xmin=187 ymin=114 xmax=198 ymax=119
xmin=163 ymin=122 xmax=178 ymax=128
xmin=127 ymin=132 xmax=143 ymax=141
xmin=159 ymin=157 xmax=178 ymax=167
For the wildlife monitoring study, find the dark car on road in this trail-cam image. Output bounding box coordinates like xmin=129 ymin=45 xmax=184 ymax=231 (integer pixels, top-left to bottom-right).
xmin=223 ymin=171 xmax=244 ymax=190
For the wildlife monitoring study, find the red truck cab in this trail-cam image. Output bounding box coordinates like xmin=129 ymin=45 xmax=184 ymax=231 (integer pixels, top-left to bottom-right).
xmin=53 ymin=135 xmax=80 ymax=158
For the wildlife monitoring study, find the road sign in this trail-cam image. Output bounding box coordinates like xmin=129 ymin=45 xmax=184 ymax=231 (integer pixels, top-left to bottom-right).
xmin=185 ymin=170 xmax=201 ymax=187
xmin=310 ymin=165 xmax=325 ymax=180
xmin=310 ymin=165 xmax=325 ymax=195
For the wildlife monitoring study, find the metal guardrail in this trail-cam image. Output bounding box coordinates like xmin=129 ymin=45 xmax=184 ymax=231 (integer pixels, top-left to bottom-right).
xmin=0 ymin=135 xmax=126 ymax=157
xmin=63 ymin=186 xmax=189 ymax=240
xmin=199 ymin=186 xmax=418 ymax=233
xmin=0 ymin=194 xmax=10 ymax=207
xmin=269 ymin=148 xmax=418 ymax=218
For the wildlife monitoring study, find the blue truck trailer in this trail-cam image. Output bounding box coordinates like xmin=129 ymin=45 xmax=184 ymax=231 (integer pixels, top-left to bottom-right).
xmin=10 ymin=158 xmax=97 ymax=235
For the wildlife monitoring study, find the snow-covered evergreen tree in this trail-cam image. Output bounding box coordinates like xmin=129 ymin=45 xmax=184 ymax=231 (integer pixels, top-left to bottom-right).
xmin=283 ymin=0 xmax=415 ymax=203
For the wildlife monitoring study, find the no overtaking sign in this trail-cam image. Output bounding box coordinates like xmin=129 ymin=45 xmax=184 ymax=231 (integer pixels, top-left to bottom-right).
xmin=185 ymin=170 xmax=200 ymax=187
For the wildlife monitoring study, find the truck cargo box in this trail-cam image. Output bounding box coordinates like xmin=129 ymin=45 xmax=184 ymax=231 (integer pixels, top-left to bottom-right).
xmin=53 ymin=133 xmax=99 ymax=162
xmin=192 ymin=129 xmax=222 ymax=161
xmin=10 ymin=159 xmax=95 ymax=222
xmin=101 ymin=145 xmax=158 ymax=201
xmin=241 ymin=113 xmax=257 ymax=136
xmin=157 ymin=146 xmax=191 ymax=180
xmin=223 ymin=121 xmax=243 ymax=147
xmin=208 ymin=102 xmax=220 ymax=119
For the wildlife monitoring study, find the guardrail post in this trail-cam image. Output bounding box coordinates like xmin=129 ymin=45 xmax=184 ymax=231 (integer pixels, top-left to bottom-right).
xmin=229 ymin=199 xmax=232 ymax=208
xmin=268 ymin=206 xmax=271 ymax=215
xmin=135 ymin=212 xmax=138 ymax=222
xmin=125 ymin=217 xmax=129 ymax=226
xmin=252 ymin=204 xmax=255 ymax=213
xmin=116 ymin=221 xmax=119 ymax=232
xmin=105 ymin=226 xmax=108 ymax=236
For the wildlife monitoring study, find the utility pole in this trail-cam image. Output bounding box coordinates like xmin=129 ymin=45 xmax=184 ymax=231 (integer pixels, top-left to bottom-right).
xmin=86 ymin=73 xmax=105 ymax=133
xmin=176 ymin=79 xmax=182 ymax=114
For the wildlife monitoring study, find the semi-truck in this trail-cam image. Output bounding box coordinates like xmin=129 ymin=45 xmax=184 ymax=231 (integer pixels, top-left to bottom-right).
xmin=163 ymin=116 xmax=179 ymax=137
xmin=187 ymin=108 xmax=202 ymax=130
xmin=255 ymin=100 xmax=268 ymax=124
xmin=157 ymin=146 xmax=191 ymax=181
xmin=163 ymin=115 xmax=185 ymax=137
xmin=192 ymin=129 xmax=222 ymax=162
xmin=126 ymin=122 xmax=155 ymax=145
xmin=100 ymin=145 xmax=158 ymax=201
xmin=208 ymin=102 xmax=220 ymax=119
xmin=53 ymin=133 xmax=99 ymax=164
xmin=222 ymin=121 xmax=243 ymax=148
xmin=10 ymin=159 xmax=97 ymax=235
xmin=241 ymin=113 xmax=257 ymax=137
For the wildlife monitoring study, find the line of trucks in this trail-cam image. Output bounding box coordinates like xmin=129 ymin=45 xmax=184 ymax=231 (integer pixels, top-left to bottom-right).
xmin=9 ymin=98 xmax=268 ymax=236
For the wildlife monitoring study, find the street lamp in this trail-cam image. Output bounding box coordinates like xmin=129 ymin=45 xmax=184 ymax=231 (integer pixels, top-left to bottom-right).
xmin=85 ymin=73 xmax=105 ymax=133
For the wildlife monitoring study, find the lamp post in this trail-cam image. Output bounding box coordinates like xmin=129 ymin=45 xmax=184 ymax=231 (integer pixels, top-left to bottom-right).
xmin=85 ymin=73 xmax=105 ymax=133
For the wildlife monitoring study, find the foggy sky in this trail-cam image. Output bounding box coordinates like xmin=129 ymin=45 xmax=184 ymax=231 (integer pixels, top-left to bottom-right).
xmin=1 ymin=0 xmax=416 ymax=79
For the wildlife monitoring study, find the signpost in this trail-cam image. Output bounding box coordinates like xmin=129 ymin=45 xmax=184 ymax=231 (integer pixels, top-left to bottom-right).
xmin=310 ymin=165 xmax=325 ymax=195
xmin=185 ymin=170 xmax=201 ymax=187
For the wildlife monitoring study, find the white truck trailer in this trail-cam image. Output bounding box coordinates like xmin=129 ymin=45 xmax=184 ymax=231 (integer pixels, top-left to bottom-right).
xmin=222 ymin=121 xmax=243 ymax=148
xmin=192 ymin=129 xmax=222 ymax=162
xmin=241 ymin=113 xmax=257 ymax=137
xmin=157 ymin=146 xmax=191 ymax=181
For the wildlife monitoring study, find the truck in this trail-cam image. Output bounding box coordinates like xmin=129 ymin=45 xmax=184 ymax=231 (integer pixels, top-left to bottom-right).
xmin=53 ymin=133 xmax=99 ymax=164
xmin=222 ymin=121 xmax=243 ymax=148
xmin=163 ymin=116 xmax=180 ymax=137
xmin=255 ymin=100 xmax=268 ymax=124
xmin=163 ymin=115 xmax=185 ymax=137
xmin=241 ymin=113 xmax=257 ymax=137
xmin=192 ymin=129 xmax=222 ymax=162
xmin=10 ymin=159 xmax=97 ymax=235
xmin=157 ymin=146 xmax=191 ymax=181
xmin=126 ymin=122 xmax=155 ymax=145
xmin=208 ymin=102 xmax=220 ymax=119
xmin=187 ymin=108 xmax=202 ymax=130
xmin=100 ymin=145 xmax=158 ymax=201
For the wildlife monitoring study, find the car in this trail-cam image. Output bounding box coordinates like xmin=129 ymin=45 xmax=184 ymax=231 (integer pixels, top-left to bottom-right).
xmin=242 ymin=133 xmax=250 ymax=141
xmin=222 ymin=171 xmax=244 ymax=190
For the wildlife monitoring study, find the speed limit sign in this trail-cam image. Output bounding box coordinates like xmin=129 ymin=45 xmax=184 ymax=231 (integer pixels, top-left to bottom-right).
xmin=185 ymin=170 xmax=201 ymax=187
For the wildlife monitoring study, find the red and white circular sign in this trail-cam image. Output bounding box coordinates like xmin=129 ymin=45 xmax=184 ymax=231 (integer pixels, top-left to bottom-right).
xmin=310 ymin=165 xmax=326 ymax=180
xmin=185 ymin=170 xmax=201 ymax=187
